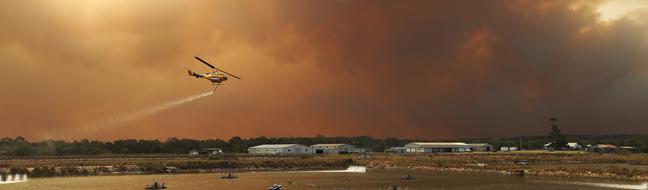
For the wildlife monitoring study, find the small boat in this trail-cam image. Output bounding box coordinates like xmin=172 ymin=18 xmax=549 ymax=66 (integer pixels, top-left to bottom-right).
xmin=400 ymin=173 xmax=416 ymax=180
xmin=221 ymin=172 xmax=238 ymax=179
xmin=268 ymin=184 xmax=283 ymax=190
xmin=513 ymin=160 xmax=528 ymax=165
xmin=144 ymin=181 xmax=167 ymax=190
xmin=385 ymin=185 xmax=408 ymax=190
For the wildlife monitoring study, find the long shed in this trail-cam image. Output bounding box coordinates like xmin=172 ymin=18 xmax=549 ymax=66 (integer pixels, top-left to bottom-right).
xmin=405 ymin=142 xmax=469 ymax=153
xmin=247 ymin=144 xmax=314 ymax=155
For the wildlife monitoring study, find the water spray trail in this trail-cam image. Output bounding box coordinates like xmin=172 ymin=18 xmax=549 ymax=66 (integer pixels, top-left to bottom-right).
xmin=531 ymin=180 xmax=648 ymax=190
xmin=70 ymin=91 xmax=214 ymax=137
xmin=564 ymin=182 xmax=648 ymax=190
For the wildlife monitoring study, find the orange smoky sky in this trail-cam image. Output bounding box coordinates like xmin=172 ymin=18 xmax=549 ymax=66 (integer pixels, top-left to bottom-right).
xmin=1 ymin=0 xmax=648 ymax=141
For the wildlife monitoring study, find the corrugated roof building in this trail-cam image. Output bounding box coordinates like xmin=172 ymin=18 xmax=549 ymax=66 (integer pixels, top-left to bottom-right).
xmin=247 ymin=144 xmax=314 ymax=155
xmin=405 ymin=142 xmax=470 ymax=153
xmin=311 ymin=144 xmax=355 ymax=154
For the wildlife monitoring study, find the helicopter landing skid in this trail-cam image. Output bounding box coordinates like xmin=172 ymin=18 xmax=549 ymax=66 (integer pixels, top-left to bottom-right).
xmin=212 ymin=84 xmax=222 ymax=92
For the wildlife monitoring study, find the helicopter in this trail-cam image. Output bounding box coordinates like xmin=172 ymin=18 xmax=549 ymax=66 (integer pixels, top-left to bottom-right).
xmin=187 ymin=57 xmax=241 ymax=91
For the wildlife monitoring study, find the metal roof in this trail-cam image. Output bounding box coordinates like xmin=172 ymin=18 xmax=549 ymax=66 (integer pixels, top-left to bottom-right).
xmin=468 ymin=143 xmax=492 ymax=146
xmin=249 ymin=144 xmax=304 ymax=149
xmin=543 ymin=142 xmax=580 ymax=147
xmin=567 ymin=142 xmax=580 ymax=147
xmin=311 ymin=144 xmax=349 ymax=147
xmin=406 ymin=142 xmax=469 ymax=148
xmin=592 ymin=144 xmax=618 ymax=149
xmin=202 ymin=148 xmax=223 ymax=151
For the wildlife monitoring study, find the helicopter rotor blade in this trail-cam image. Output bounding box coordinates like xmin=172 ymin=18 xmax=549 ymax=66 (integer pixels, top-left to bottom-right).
xmin=217 ymin=69 xmax=241 ymax=80
xmin=194 ymin=57 xmax=216 ymax=69
xmin=194 ymin=56 xmax=241 ymax=80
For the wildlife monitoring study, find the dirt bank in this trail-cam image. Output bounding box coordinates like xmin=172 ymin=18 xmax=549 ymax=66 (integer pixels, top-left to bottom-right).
xmin=356 ymin=152 xmax=648 ymax=181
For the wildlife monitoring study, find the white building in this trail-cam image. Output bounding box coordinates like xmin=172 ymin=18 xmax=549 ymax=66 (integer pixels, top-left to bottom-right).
xmin=386 ymin=147 xmax=408 ymax=154
xmin=567 ymin=142 xmax=582 ymax=150
xmin=247 ymin=144 xmax=314 ymax=155
xmin=201 ymin=148 xmax=223 ymax=155
xmin=311 ymin=144 xmax=355 ymax=154
xmin=189 ymin=149 xmax=199 ymax=156
xmin=405 ymin=142 xmax=470 ymax=153
xmin=500 ymin=146 xmax=518 ymax=151
xmin=543 ymin=142 xmax=582 ymax=150
xmin=352 ymin=148 xmax=369 ymax=153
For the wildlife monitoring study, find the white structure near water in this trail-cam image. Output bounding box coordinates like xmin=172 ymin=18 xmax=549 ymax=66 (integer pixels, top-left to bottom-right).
xmin=0 ymin=174 xmax=28 ymax=184
xmin=302 ymin=166 xmax=367 ymax=173
xmin=500 ymin=146 xmax=518 ymax=151
xmin=247 ymin=144 xmax=314 ymax=155
xmin=405 ymin=142 xmax=470 ymax=153
xmin=311 ymin=144 xmax=354 ymax=154
xmin=543 ymin=142 xmax=582 ymax=150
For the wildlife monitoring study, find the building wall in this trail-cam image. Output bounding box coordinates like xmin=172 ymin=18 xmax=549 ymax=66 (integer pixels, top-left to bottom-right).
xmin=469 ymin=145 xmax=493 ymax=151
xmin=248 ymin=145 xmax=314 ymax=155
xmin=312 ymin=144 xmax=355 ymax=154
xmin=405 ymin=146 xmax=468 ymax=153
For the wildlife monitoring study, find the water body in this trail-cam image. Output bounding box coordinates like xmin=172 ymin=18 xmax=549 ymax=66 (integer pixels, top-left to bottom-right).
xmin=0 ymin=169 xmax=645 ymax=190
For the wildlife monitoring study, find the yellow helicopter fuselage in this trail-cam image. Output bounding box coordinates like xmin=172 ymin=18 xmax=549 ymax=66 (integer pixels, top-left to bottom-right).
xmin=203 ymin=72 xmax=228 ymax=84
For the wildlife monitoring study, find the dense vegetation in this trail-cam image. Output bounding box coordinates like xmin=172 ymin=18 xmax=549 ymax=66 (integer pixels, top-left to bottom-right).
xmin=1 ymin=134 xmax=648 ymax=157
xmin=20 ymin=157 xmax=355 ymax=177
xmin=0 ymin=136 xmax=410 ymax=157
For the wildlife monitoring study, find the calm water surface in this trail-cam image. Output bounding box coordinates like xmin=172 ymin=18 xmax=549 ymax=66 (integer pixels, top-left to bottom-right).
xmin=1 ymin=169 xmax=645 ymax=190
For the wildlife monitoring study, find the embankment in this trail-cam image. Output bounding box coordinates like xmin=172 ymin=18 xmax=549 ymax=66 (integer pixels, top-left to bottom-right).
xmin=3 ymin=152 xmax=648 ymax=180
xmin=0 ymin=155 xmax=353 ymax=177
xmin=356 ymin=152 xmax=648 ymax=181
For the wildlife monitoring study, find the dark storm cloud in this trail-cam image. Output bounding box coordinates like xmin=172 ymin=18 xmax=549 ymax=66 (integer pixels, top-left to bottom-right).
xmin=0 ymin=0 xmax=647 ymax=140
xmin=255 ymin=0 xmax=648 ymax=137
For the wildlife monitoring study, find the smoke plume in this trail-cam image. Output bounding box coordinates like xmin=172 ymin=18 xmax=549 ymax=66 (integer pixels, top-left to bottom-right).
xmin=1 ymin=0 xmax=647 ymax=140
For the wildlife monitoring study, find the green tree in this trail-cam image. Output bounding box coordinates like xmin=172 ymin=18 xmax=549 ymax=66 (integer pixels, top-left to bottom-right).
xmin=548 ymin=117 xmax=567 ymax=150
xmin=227 ymin=136 xmax=245 ymax=152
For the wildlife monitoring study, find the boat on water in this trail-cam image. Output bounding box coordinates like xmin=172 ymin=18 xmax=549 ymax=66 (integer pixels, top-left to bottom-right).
xmin=267 ymin=184 xmax=283 ymax=190
xmin=384 ymin=185 xmax=408 ymax=190
xmin=221 ymin=172 xmax=238 ymax=179
xmin=144 ymin=181 xmax=167 ymax=190
xmin=400 ymin=173 xmax=416 ymax=180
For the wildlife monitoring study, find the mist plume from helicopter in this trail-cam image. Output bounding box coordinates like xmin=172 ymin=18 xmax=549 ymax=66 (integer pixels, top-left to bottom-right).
xmin=50 ymin=91 xmax=214 ymax=139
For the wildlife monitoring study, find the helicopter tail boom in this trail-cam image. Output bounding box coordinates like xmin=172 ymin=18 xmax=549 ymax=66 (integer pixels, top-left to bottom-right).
xmin=187 ymin=68 xmax=204 ymax=78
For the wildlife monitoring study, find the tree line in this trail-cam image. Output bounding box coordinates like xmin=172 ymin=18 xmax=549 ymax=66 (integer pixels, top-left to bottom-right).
xmin=0 ymin=135 xmax=411 ymax=157
xmin=1 ymin=134 xmax=647 ymax=157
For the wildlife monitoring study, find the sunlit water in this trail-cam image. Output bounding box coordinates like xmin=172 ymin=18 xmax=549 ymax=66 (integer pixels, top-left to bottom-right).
xmin=0 ymin=169 xmax=645 ymax=190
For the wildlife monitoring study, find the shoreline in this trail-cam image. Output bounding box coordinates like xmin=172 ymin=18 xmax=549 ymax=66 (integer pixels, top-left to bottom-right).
xmin=374 ymin=165 xmax=648 ymax=181
xmin=358 ymin=152 xmax=648 ymax=181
